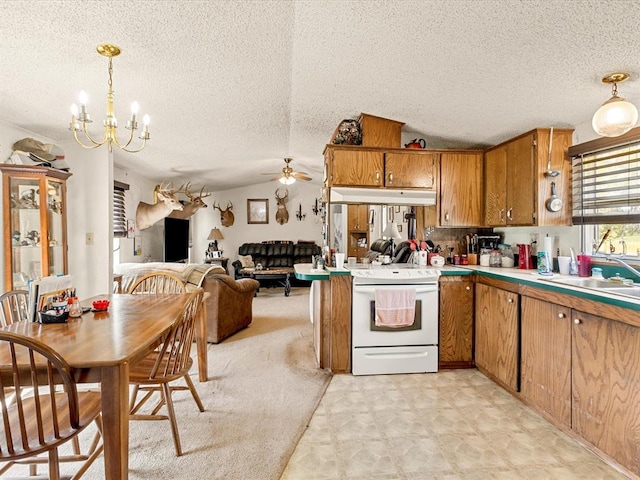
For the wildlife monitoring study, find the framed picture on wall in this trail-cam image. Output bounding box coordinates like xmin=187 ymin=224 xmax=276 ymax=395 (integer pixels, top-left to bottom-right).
xmin=247 ymin=199 xmax=269 ymax=224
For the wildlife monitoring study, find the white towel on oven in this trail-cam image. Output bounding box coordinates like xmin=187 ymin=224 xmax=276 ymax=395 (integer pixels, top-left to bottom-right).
xmin=374 ymin=289 xmax=416 ymax=327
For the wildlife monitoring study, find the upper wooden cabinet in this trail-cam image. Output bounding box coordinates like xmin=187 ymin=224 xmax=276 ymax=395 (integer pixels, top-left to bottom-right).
xmin=439 ymin=152 xmax=483 ymax=227
xmin=484 ymin=128 xmax=574 ymax=227
xmin=1 ymin=165 xmax=71 ymax=291
xmin=324 ymin=145 xmax=437 ymax=189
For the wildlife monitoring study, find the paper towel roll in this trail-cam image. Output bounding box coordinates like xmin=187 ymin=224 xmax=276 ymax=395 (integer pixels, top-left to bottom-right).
xmin=544 ymin=236 xmax=555 ymax=260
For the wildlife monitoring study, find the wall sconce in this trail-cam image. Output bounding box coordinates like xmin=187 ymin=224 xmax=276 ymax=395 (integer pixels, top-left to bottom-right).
xmin=296 ymin=203 xmax=306 ymax=221
xmin=592 ymin=72 xmax=639 ymax=137
xmin=312 ymin=198 xmax=320 ymax=215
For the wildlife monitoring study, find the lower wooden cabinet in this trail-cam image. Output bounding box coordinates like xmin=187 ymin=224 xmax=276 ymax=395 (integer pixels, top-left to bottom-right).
xmin=572 ymin=310 xmax=640 ymax=475
xmin=439 ymin=276 xmax=474 ymax=368
xmin=520 ymin=297 xmax=571 ymax=427
xmin=474 ymin=283 xmax=519 ymax=392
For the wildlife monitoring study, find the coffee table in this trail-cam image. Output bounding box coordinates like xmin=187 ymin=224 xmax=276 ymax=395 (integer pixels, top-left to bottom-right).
xmin=250 ymin=267 xmax=292 ymax=296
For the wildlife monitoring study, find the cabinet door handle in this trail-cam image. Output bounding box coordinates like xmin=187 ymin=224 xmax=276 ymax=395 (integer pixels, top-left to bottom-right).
xmin=499 ymin=209 xmax=504 ymax=222
xmin=444 ymin=212 xmax=450 ymax=222
xmin=506 ymin=208 xmax=513 ymax=221
xmin=388 ymin=172 xmax=393 ymax=184
xmin=465 ymin=286 xmax=471 ymax=291
xmin=558 ymin=313 xmax=566 ymax=318
xmin=507 ymin=297 xmax=514 ymax=303
xmin=574 ymin=318 xmax=581 ymax=324
xmin=375 ymin=171 xmax=380 ymax=184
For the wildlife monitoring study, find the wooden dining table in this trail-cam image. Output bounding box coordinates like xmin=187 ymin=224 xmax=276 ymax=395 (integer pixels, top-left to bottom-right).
xmin=0 ymin=292 xmax=203 ymax=480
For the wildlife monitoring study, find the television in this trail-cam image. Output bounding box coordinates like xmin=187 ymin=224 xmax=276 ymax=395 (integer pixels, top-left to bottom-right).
xmin=164 ymin=217 xmax=190 ymax=263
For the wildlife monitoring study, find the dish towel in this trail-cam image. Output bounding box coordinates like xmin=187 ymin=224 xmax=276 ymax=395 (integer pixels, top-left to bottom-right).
xmin=374 ymin=289 xmax=416 ymax=328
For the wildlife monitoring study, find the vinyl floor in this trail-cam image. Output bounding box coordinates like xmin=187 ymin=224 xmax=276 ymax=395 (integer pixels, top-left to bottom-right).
xmin=281 ymin=369 xmax=627 ymax=480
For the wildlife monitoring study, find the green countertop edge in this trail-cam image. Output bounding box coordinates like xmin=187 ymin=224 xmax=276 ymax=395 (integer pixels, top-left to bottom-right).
xmin=294 ymin=263 xmax=639 ymax=312
xmin=474 ymin=269 xmax=640 ymax=313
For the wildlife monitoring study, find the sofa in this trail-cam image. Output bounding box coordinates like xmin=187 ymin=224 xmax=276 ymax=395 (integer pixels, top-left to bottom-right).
xmin=115 ymin=262 xmax=260 ymax=343
xmin=232 ymin=241 xmax=322 ymax=286
xmin=364 ymin=239 xmax=412 ymax=263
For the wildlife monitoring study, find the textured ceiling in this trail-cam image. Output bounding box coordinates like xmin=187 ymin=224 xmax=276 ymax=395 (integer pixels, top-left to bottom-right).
xmin=1 ymin=0 xmax=639 ymax=190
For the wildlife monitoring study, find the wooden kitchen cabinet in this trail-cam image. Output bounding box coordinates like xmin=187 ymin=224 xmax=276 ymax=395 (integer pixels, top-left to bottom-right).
xmin=347 ymin=204 xmax=369 ymax=259
xmin=328 ymin=148 xmax=384 ymax=187
xmin=520 ymin=296 xmax=572 ymax=427
xmin=439 ymin=275 xmax=474 ymax=368
xmin=484 ymin=128 xmax=574 ymax=227
xmin=572 ymin=310 xmax=640 ymax=475
xmin=439 ymin=151 xmax=483 ymax=227
xmin=384 ymin=151 xmax=437 ymax=189
xmin=475 ymin=282 xmax=519 ymax=392
xmin=324 ymin=145 xmax=437 ymax=189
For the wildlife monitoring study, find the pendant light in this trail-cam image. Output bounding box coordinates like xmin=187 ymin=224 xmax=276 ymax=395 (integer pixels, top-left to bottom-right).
xmin=592 ymin=73 xmax=638 ymax=137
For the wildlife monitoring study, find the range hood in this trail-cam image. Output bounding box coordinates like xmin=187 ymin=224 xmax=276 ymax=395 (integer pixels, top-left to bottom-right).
xmin=329 ymin=187 xmax=436 ymax=206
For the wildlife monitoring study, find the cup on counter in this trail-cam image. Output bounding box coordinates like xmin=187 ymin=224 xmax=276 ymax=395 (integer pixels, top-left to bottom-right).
xmin=577 ymin=254 xmax=591 ymax=277
xmin=557 ymin=256 xmax=571 ymax=275
xmin=334 ymin=253 xmax=345 ymax=269
xmin=347 ymin=256 xmax=357 ymax=266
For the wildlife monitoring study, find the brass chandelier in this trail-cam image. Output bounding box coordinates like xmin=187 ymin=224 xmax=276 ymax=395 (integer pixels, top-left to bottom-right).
xmin=70 ymin=44 xmax=150 ymax=152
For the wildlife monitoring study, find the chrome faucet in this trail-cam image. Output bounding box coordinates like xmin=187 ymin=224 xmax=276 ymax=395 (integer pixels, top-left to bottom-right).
xmin=607 ymin=256 xmax=640 ymax=282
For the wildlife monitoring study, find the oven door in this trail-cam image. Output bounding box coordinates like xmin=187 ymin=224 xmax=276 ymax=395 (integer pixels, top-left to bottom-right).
xmin=352 ymin=283 xmax=438 ymax=348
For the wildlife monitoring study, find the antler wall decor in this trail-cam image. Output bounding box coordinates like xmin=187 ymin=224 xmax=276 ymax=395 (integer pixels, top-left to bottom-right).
xmin=135 ymin=182 xmax=184 ymax=230
xmin=213 ymin=200 xmax=235 ymax=227
xmin=275 ymin=188 xmax=289 ymax=225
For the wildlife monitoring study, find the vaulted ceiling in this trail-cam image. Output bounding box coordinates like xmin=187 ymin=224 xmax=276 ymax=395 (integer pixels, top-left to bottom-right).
xmin=1 ymin=0 xmax=639 ymax=190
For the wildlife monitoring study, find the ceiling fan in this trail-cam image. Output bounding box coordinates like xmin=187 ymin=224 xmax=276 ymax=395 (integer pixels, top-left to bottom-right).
xmin=261 ymin=157 xmax=311 ymax=185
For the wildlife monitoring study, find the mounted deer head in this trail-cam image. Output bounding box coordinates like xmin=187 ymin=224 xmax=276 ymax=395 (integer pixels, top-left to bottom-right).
xmin=275 ymin=188 xmax=289 ymax=225
xmin=168 ymin=182 xmax=211 ymax=219
xmin=213 ymin=200 xmax=235 ymax=227
xmin=135 ymin=182 xmax=183 ymax=230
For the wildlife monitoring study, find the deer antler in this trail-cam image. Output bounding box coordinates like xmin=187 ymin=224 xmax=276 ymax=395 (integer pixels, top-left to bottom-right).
xmin=198 ymin=186 xmax=212 ymax=199
xmin=226 ymin=201 xmax=233 ymax=210
xmin=213 ymin=200 xmax=222 ymax=212
xmin=275 ymin=188 xmax=289 ymax=201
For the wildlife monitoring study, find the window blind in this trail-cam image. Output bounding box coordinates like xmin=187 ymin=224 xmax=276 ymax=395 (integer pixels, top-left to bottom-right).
xmin=571 ymin=137 xmax=640 ymax=225
xmin=113 ymin=181 xmax=129 ymax=238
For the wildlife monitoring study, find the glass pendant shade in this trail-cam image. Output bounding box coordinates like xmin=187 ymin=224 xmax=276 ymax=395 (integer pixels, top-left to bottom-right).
xmin=279 ymin=176 xmax=296 ymax=185
xmin=592 ymin=95 xmax=639 ymax=137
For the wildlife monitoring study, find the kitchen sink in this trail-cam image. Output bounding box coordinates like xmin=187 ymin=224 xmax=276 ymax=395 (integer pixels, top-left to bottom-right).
xmin=542 ymin=276 xmax=640 ymax=299
xmin=599 ymin=286 xmax=640 ymax=299
xmin=543 ymin=277 xmax=625 ymax=289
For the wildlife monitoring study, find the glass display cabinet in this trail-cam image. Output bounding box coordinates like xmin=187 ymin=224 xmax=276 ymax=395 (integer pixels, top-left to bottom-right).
xmin=1 ymin=165 xmax=71 ymax=290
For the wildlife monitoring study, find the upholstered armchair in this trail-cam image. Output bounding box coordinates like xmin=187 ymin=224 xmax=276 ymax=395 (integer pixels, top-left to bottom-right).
xmin=204 ymin=273 xmax=260 ymax=343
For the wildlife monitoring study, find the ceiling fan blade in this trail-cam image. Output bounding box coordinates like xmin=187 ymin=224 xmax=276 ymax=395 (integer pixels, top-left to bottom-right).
xmin=292 ymin=172 xmax=312 ymax=181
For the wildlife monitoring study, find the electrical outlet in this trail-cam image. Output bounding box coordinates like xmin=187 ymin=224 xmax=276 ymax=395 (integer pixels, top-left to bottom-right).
xmin=86 ymin=233 xmax=94 ymax=245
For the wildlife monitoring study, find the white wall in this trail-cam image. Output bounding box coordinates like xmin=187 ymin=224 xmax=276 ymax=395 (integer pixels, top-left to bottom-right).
xmin=191 ymin=181 xmax=323 ymax=265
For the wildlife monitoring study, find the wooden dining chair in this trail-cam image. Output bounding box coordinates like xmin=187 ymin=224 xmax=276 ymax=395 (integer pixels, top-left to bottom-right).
xmin=0 ymin=330 xmax=103 ymax=480
xmin=0 ymin=290 xmax=29 ymax=326
xmin=128 ymin=288 xmax=205 ymax=456
xmin=127 ymin=272 xmax=186 ymax=294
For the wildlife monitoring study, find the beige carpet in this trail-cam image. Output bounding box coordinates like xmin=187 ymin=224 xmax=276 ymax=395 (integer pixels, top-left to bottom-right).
xmin=12 ymin=287 xmax=331 ymax=480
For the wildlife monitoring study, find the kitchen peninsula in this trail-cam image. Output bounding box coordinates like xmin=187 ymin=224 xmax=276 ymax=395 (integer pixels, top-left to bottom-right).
xmin=295 ymin=262 xmax=640 ymax=479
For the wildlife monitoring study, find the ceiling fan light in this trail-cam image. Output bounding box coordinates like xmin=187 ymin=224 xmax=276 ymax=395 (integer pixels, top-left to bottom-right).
xmin=592 ymin=95 xmax=639 ymax=137
xmin=279 ymin=176 xmax=295 ymax=185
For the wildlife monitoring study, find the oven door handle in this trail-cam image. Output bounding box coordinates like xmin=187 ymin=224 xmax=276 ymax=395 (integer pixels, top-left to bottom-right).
xmin=353 ymin=286 xmax=437 ymax=294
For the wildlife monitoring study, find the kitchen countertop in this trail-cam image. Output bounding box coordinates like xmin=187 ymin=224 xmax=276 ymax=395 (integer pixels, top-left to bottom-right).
xmin=294 ymin=263 xmax=640 ymax=311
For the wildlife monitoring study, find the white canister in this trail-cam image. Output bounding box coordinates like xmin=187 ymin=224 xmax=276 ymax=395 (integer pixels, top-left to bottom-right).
xmin=430 ymin=255 xmax=445 ymax=267
xmin=418 ymin=251 xmax=428 ymax=266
